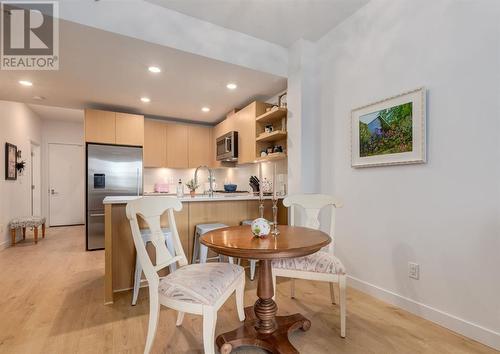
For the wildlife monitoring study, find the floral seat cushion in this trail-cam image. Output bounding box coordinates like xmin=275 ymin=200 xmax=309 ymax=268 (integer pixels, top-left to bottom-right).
xmin=158 ymin=263 xmax=243 ymax=305
xmin=9 ymin=216 xmax=46 ymax=229
xmin=272 ymin=251 xmax=346 ymax=275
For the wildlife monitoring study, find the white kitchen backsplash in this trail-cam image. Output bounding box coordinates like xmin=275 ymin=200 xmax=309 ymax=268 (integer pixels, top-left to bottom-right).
xmin=144 ymin=159 xmax=287 ymax=195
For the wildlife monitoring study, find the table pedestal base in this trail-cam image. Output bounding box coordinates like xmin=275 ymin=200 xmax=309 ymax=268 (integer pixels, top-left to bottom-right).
xmin=216 ymin=306 xmax=311 ymax=354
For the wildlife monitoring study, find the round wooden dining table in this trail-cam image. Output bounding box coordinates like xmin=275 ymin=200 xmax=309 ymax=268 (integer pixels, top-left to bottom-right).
xmin=200 ymin=225 xmax=331 ymax=354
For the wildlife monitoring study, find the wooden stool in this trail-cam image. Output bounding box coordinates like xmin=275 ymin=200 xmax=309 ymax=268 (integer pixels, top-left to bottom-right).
xmin=9 ymin=216 xmax=46 ymax=245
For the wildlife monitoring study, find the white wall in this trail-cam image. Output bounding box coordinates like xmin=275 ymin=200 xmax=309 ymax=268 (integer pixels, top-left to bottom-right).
xmin=41 ymin=119 xmax=84 ymax=225
xmin=316 ymin=0 xmax=500 ymax=349
xmin=0 ymin=101 xmax=42 ymax=249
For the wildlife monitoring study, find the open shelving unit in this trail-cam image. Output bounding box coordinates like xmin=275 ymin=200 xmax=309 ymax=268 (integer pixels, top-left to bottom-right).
xmin=255 ymin=107 xmax=287 ymax=161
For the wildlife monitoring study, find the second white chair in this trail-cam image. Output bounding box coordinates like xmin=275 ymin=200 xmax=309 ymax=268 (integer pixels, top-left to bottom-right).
xmin=126 ymin=197 xmax=246 ymax=354
xmin=271 ymin=194 xmax=347 ymax=338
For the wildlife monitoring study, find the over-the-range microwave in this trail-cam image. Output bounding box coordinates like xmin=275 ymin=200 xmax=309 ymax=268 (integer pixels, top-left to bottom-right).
xmin=216 ymin=131 xmax=238 ymax=161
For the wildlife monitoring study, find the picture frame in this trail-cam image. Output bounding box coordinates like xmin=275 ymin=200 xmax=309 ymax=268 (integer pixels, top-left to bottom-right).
xmin=5 ymin=142 xmax=17 ymax=180
xmin=351 ymin=87 xmax=426 ymax=168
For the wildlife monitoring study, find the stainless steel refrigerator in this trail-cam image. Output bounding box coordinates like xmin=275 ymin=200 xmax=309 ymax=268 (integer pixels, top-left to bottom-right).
xmin=86 ymin=144 xmax=143 ymax=250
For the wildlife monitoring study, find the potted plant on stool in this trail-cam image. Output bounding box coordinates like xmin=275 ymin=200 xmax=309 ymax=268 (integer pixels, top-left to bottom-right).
xmin=185 ymin=179 xmax=199 ymax=198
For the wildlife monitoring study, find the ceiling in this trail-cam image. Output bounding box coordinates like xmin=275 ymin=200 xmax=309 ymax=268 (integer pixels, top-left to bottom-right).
xmin=27 ymin=104 xmax=83 ymax=123
xmin=0 ymin=20 xmax=286 ymax=124
xmin=147 ymin=0 xmax=370 ymax=47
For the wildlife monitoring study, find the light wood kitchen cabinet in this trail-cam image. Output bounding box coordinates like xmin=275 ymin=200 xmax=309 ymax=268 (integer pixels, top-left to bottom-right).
xmin=85 ymin=109 xmax=144 ymax=146
xmin=84 ymin=109 xmax=116 ymax=144
xmin=188 ymin=125 xmax=211 ymax=168
xmin=234 ymin=102 xmax=268 ymax=164
xmin=143 ymin=119 xmax=167 ymax=167
xmin=115 ymin=113 xmax=144 ymax=146
xmin=166 ymin=123 xmax=189 ymax=168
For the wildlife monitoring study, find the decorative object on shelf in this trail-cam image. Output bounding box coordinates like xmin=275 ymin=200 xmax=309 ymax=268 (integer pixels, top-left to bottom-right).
xmin=266 ymin=146 xmax=274 ymax=154
xmin=185 ymin=179 xmax=199 ymax=198
xmin=5 ymin=142 xmax=17 ymax=181
xmin=260 ymin=150 xmax=267 ymax=157
xmin=251 ymin=218 xmax=271 ymax=237
xmin=224 ymin=184 xmax=237 ymax=192
xmin=264 ymin=124 xmax=274 ymax=133
xmin=351 ymin=87 xmax=426 ymax=168
xmin=278 ymin=92 xmax=287 ymax=108
xmin=273 ymin=145 xmax=283 ymax=153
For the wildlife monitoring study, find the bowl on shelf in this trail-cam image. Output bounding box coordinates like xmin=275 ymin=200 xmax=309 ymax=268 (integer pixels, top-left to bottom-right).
xmin=224 ymin=184 xmax=237 ymax=192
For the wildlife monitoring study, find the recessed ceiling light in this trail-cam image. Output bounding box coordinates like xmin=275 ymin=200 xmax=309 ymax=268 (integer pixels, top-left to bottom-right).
xmin=19 ymin=80 xmax=33 ymax=87
xmin=201 ymin=107 xmax=210 ymax=112
xmin=140 ymin=97 xmax=151 ymax=103
xmin=148 ymin=66 xmax=161 ymax=73
xmin=33 ymin=96 xmax=45 ymax=100
xmin=226 ymin=83 xmax=237 ymax=90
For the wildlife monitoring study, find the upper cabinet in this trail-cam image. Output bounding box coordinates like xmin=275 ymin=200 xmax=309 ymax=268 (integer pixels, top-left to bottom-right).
xmin=84 ymin=109 xmax=144 ymax=146
xmin=144 ymin=119 xmax=167 ymax=168
xmin=166 ymin=123 xmax=189 ymax=169
xmin=116 ymin=113 xmax=144 ymax=146
xmin=188 ymin=125 xmax=212 ymax=168
xmin=84 ymin=109 xmax=116 ymax=144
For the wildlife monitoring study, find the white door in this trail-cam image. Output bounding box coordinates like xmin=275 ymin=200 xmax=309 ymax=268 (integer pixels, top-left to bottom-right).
xmin=31 ymin=142 xmax=41 ymax=216
xmin=49 ymin=143 xmax=84 ymax=226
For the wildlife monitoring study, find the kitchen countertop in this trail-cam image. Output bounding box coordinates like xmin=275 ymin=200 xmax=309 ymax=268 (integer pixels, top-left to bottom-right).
xmin=102 ymin=193 xmax=284 ymax=205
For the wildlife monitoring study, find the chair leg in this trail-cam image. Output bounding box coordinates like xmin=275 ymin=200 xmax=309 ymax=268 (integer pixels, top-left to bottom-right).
xmin=11 ymin=229 xmax=16 ymax=246
xmin=202 ymin=308 xmax=217 ymax=354
xmin=22 ymin=227 xmax=26 ymax=240
xmin=144 ymin=288 xmax=160 ymax=354
xmin=330 ymin=282 xmax=336 ymax=304
xmin=34 ymin=227 xmax=38 ymax=244
xmin=235 ymin=277 xmax=245 ymax=322
xmin=339 ymin=275 xmax=347 ymax=338
xmin=42 ymin=223 xmax=46 ymax=238
xmin=132 ymin=256 xmax=142 ymax=306
xmin=250 ymin=260 xmax=256 ymax=281
xmin=192 ymin=232 xmax=200 ymax=264
xmin=200 ymin=244 xmax=208 ymax=263
xmin=290 ymin=278 xmax=295 ymax=299
xmin=176 ymin=312 xmax=185 ymax=326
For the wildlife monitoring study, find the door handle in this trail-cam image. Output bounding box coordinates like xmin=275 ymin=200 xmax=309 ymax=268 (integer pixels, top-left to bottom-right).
xmin=89 ymin=213 xmax=105 ymax=217
xmin=50 ymin=189 xmax=57 ymax=195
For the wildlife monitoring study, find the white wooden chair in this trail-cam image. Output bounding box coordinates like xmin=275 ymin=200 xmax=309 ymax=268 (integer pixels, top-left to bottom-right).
xmin=126 ymin=196 xmax=246 ymax=354
xmin=271 ymin=194 xmax=347 ymax=338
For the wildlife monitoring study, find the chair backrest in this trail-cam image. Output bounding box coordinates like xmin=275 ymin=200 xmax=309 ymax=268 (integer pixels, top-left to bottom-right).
xmin=283 ymin=194 xmax=342 ymax=254
xmin=126 ymin=196 xmax=187 ymax=285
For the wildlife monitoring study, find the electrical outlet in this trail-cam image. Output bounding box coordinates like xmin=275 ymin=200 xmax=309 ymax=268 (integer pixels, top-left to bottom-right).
xmin=408 ymin=262 xmax=420 ymax=279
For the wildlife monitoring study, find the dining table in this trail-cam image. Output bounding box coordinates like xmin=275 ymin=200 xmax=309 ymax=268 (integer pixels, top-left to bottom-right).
xmin=200 ymin=225 xmax=331 ymax=354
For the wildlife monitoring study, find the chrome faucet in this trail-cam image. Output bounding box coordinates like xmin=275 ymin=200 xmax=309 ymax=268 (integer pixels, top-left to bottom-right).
xmin=194 ymin=165 xmax=214 ymax=197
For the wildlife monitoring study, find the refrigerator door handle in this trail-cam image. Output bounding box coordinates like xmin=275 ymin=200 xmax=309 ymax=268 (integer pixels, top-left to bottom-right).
xmin=136 ymin=168 xmax=140 ymax=196
xmin=89 ymin=213 xmax=105 ymax=217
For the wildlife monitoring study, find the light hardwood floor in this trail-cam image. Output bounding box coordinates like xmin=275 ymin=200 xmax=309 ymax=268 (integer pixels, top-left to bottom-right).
xmin=0 ymin=226 xmax=496 ymax=354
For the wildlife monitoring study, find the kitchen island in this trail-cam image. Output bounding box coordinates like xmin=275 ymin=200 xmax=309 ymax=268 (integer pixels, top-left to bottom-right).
xmin=102 ymin=194 xmax=287 ymax=304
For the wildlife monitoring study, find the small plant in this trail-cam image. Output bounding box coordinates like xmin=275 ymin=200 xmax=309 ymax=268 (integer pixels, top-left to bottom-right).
xmin=16 ymin=160 xmax=26 ymax=174
xmin=185 ymin=179 xmax=199 ymax=192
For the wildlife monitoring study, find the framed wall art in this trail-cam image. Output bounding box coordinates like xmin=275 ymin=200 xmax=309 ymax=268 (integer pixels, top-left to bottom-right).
xmin=5 ymin=142 xmax=17 ymax=180
xmin=351 ymin=87 xmax=426 ymax=168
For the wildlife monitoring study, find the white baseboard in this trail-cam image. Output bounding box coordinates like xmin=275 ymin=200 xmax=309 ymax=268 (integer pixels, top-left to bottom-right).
xmin=0 ymin=240 xmax=9 ymax=251
xmin=347 ymin=275 xmax=500 ymax=351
